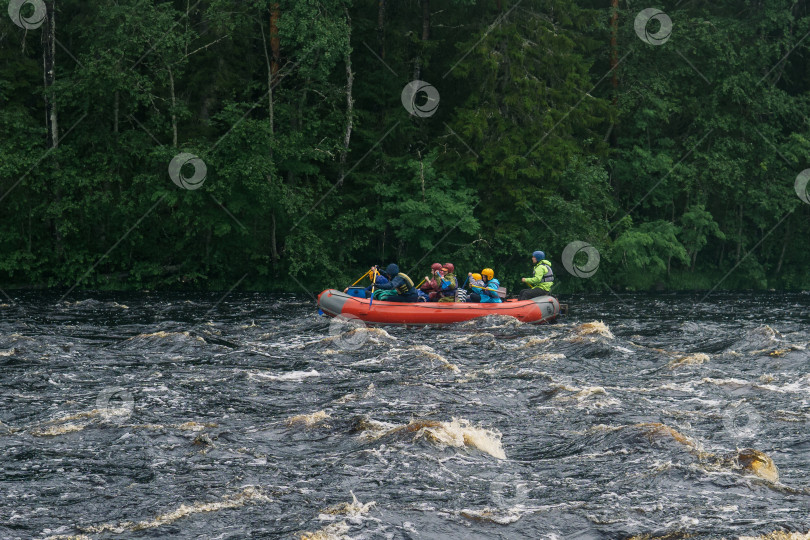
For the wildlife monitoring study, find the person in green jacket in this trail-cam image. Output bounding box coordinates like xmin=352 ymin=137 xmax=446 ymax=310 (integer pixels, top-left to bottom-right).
xmin=519 ymin=251 xmax=554 ymax=300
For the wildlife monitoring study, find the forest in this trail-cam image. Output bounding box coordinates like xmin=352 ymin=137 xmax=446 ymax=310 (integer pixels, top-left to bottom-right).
xmin=1 ymin=0 xmax=809 ymax=294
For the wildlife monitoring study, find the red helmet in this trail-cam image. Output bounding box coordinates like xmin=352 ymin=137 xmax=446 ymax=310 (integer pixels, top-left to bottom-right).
xmin=443 ymin=263 xmax=455 ymax=273
xmin=431 ymin=263 xmax=442 ymax=271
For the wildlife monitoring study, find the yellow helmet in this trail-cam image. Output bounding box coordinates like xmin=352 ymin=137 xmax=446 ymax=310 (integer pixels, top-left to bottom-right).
xmin=481 ymin=268 xmax=494 ymax=280
xmin=471 ymin=272 xmax=482 ymax=280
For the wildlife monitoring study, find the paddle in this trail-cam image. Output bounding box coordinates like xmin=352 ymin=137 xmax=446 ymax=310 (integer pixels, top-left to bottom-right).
xmin=369 ymin=268 xmax=378 ymax=307
xmin=350 ymin=269 xmax=371 ymax=287
xmin=470 ymin=284 xmax=501 ymax=293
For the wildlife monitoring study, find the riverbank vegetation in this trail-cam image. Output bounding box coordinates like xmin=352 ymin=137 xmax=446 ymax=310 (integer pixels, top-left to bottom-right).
xmin=1 ymin=0 xmax=808 ymax=293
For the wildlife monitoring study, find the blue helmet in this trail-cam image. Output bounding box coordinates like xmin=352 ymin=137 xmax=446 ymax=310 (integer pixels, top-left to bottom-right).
xmin=385 ymin=263 xmax=399 ymax=276
xmin=532 ymin=250 xmax=545 ymax=261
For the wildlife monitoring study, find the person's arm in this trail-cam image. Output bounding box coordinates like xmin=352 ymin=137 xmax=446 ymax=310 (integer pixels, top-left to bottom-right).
xmin=365 ymin=275 xmax=387 ymax=292
xmin=381 ymin=275 xmax=403 ymax=291
xmin=523 ymin=265 xmax=547 ymax=287
xmin=472 ymin=282 xmax=499 ymax=295
xmin=484 ymin=280 xmax=501 ymax=297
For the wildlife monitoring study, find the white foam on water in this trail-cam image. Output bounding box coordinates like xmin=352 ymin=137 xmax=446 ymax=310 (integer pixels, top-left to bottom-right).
xmin=701 ymin=377 xmax=810 ymax=395
xmin=669 ymin=352 xmax=710 ymax=368
xmin=81 ymin=486 xmax=271 ymax=534
xmin=287 ymin=410 xmax=331 ymax=427
xmin=30 ymin=423 xmax=85 ymax=437
xmin=529 ymin=352 xmax=566 ymax=361
xmin=550 ymin=384 xmax=620 ymax=408
xmin=318 ymin=492 xmax=376 ymax=523
xmin=298 ymin=521 xmax=352 ymax=540
xmin=413 ymin=418 xmax=506 ymax=460
xmin=459 ymin=507 xmax=523 ymax=524
xmin=250 ymin=369 xmax=320 ymax=382
xmin=567 ymin=321 xmax=614 ymax=341
xmin=358 ymin=418 xmax=506 ymax=459
xmin=125 ymin=331 xmax=206 ymax=343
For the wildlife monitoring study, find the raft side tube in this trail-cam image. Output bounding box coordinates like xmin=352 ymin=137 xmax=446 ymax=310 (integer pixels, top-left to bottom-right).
xmin=530 ymin=295 xmax=560 ymax=322
xmin=317 ymin=289 xmax=349 ymax=317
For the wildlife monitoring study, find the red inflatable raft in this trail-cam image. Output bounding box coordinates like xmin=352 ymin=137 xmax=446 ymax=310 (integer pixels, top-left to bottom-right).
xmin=317 ymin=289 xmax=560 ymax=326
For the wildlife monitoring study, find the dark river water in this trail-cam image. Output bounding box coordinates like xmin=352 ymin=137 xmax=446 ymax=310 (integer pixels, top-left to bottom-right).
xmin=1 ymin=291 xmax=809 ymax=539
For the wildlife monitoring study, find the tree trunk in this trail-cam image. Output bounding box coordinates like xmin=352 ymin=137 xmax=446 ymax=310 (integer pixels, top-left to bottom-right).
xmin=114 ymin=90 xmax=119 ymax=134
xmin=270 ymin=211 xmax=279 ymax=264
xmin=377 ymin=0 xmax=386 ymax=58
xmin=168 ymin=65 xmax=178 ymax=147
xmin=43 ymin=0 xmax=57 ymax=148
xmin=413 ymin=0 xmax=430 ymax=80
xmin=608 ymin=0 xmax=618 ymax=147
xmin=339 ymin=9 xmax=354 ymax=183
xmin=43 ymin=0 xmax=63 ymax=259
xmin=267 ymin=3 xmax=281 ymax=141
xmin=260 ymin=14 xmax=275 ymax=138
xmin=775 ymin=218 xmax=791 ymax=274
xmin=270 ymin=3 xmax=281 ymax=79
xmin=421 ymin=1 xmax=430 ymax=43
xmin=736 ymin=204 xmax=743 ymax=262
xmin=418 ymin=151 xmax=426 ymax=202
xmin=667 ymin=204 xmax=674 ymax=277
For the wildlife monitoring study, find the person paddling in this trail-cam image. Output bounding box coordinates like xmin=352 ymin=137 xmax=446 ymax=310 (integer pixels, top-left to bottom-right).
xmin=343 ymin=268 xmax=389 ymax=298
xmin=373 ymin=263 xmax=418 ymax=302
xmin=436 ymin=263 xmax=458 ymax=302
xmin=519 ymin=250 xmax=554 ymax=300
xmin=466 ymin=272 xmax=484 ymax=302
xmin=420 ymin=263 xmax=443 ymax=301
xmin=475 ymin=268 xmax=502 ymax=303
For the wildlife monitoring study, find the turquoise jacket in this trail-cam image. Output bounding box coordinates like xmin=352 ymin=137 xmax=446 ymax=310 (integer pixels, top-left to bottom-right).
xmin=478 ymin=278 xmax=502 ymax=303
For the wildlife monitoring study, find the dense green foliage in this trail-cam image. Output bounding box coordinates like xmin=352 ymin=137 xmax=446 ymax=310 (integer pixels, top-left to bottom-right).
xmin=1 ymin=0 xmax=808 ymax=293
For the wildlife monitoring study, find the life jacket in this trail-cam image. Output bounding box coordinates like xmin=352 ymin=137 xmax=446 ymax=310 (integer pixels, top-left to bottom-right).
xmin=396 ymin=273 xmax=415 ymax=295
xmin=439 ymin=273 xmax=458 ymax=296
xmin=533 ymin=260 xmax=554 ymax=287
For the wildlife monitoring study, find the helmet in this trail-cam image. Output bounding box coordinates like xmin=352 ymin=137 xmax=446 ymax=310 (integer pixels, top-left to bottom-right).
xmin=431 ymin=262 xmax=442 ymax=271
xmin=471 ymin=273 xmax=482 ymax=280
xmin=481 ymin=268 xmax=494 ymax=280
xmin=385 ymin=263 xmax=399 ymax=276
xmin=443 ymin=263 xmax=455 ymax=273
xmin=532 ymin=250 xmax=545 ymax=261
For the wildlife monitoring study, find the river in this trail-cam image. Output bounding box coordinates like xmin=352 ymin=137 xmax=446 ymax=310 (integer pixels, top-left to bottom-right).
xmin=1 ymin=291 xmax=809 ymax=539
